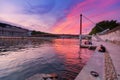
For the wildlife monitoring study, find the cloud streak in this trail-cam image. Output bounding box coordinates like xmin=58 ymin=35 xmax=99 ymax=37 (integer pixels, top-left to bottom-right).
xmin=0 ymin=0 xmax=120 ymax=34
xmin=52 ymin=0 xmax=120 ymax=34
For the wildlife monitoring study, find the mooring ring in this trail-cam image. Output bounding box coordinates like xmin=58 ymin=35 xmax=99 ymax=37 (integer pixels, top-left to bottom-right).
xmin=90 ymin=71 xmax=99 ymax=77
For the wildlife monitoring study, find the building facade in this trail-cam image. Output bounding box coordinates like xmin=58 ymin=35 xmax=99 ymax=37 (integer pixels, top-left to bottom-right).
xmin=0 ymin=23 xmax=30 ymax=37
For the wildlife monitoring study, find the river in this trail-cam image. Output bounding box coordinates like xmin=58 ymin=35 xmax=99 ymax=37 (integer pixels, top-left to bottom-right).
xmin=0 ymin=38 xmax=93 ymax=80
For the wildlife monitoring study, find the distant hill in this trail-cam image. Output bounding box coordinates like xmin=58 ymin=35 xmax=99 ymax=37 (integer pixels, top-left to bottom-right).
xmin=31 ymin=30 xmax=78 ymax=38
xmin=0 ymin=22 xmax=11 ymax=27
xmin=0 ymin=22 xmax=28 ymax=30
xmin=0 ymin=22 xmax=78 ymax=38
xmin=89 ymin=20 xmax=119 ymax=35
xmin=0 ymin=22 xmax=30 ymax=37
xmin=31 ymin=30 xmax=50 ymax=35
xmin=31 ymin=30 xmax=58 ymax=37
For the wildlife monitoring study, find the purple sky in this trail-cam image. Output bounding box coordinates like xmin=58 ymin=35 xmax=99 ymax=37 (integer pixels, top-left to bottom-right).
xmin=0 ymin=0 xmax=120 ymax=34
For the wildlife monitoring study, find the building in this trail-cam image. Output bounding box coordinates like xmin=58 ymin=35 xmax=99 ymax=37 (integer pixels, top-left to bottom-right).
xmin=0 ymin=23 xmax=30 ymax=37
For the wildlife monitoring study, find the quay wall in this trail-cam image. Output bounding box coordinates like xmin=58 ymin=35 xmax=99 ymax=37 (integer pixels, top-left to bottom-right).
xmin=99 ymin=27 xmax=120 ymax=44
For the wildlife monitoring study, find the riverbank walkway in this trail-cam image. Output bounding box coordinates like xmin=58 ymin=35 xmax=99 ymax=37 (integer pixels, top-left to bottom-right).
xmin=75 ymin=41 xmax=120 ymax=80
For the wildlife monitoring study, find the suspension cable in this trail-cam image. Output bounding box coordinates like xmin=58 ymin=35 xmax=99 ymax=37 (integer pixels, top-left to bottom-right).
xmin=82 ymin=15 xmax=104 ymax=31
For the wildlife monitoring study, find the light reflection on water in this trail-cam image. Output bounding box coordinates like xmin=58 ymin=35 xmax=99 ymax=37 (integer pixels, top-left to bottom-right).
xmin=0 ymin=38 xmax=93 ymax=80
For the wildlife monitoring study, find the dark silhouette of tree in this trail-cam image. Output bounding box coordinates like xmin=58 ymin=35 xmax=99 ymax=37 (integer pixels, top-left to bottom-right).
xmin=31 ymin=30 xmax=48 ymax=35
xmin=89 ymin=20 xmax=119 ymax=35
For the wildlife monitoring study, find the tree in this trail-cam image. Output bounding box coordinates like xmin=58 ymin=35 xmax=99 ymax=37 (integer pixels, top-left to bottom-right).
xmin=89 ymin=20 xmax=119 ymax=35
xmin=31 ymin=30 xmax=48 ymax=35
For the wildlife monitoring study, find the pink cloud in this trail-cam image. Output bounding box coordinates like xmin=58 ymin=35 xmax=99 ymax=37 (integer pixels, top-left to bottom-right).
xmin=52 ymin=0 xmax=120 ymax=34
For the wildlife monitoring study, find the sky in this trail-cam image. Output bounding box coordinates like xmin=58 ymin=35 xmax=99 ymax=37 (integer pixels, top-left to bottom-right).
xmin=0 ymin=0 xmax=120 ymax=34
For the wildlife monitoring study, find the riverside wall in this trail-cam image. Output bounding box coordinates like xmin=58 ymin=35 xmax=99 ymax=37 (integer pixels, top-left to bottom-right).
xmin=99 ymin=27 xmax=120 ymax=44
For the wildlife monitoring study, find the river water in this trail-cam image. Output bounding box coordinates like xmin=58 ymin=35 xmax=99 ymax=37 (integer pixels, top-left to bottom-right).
xmin=0 ymin=38 xmax=93 ymax=80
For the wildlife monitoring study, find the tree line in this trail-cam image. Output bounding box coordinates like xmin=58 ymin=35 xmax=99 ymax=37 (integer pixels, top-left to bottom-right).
xmin=89 ymin=20 xmax=119 ymax=35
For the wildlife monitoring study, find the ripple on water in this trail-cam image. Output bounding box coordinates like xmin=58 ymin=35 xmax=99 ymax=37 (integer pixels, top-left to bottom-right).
xmin=0 ymin=39 xmax=93 ymax=80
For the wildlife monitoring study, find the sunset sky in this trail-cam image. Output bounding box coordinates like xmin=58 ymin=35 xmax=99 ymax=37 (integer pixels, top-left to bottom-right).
xmin=0 ymin=0 xmax=120 ymax=34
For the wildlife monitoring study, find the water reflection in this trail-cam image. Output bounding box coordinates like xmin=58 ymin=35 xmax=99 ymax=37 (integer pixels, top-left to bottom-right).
xmin=0 ymin=38 xmax=93 ymax=80
xmin=0 ymin=39 xmax=52 ymax=54
xmin=52 ymin=39 xmax=93 ymax=79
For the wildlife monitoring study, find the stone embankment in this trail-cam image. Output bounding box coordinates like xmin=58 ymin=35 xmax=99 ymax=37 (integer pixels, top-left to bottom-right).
xmin=104 ymin=52 xmax=118 ymax=80
xmin=99 ymin=26 xmax=120 ymax=45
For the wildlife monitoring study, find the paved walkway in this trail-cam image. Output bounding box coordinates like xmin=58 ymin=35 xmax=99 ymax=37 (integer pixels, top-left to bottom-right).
xmin=75 ymin=49 xmax=104 ymax=80
xmin=104 ymin=52 xmax=118 ymax=80
xmin=99 ymin=41 xmax=120 ymax=80
xmin=75 ymin=41 xmax=120 ymax=80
